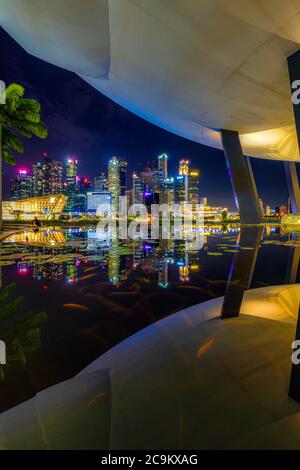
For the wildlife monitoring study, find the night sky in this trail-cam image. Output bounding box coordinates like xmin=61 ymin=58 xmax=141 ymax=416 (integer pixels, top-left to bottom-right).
xmin=0 ymin=26 xmax=289 ymax=209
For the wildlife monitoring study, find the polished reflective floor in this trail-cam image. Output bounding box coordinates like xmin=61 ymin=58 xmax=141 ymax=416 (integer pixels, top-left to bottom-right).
xmin=0 ymin=224 xmax=298 ymax=413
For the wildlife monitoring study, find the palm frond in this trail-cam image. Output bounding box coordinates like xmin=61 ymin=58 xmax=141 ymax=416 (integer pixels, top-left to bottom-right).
xmin=2 ymin=145 xmax=16 ymax=165
xmin=2 ymin=128 xmax=24 ymax=153
xmin=6 ymin=119 xmax=34 ymax=138
xmin=20 ymin=98 xmax=41 ymax=113
xmin=30 ymin=121 xmax=48 ymax=139
xmin=0 ymin=82 xmax=48 ymax=168
xmin=5 ymin=83 xmax=25 ymax=112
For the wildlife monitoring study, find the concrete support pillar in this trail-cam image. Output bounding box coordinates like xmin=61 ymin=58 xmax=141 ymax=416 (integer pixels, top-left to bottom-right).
xmin=221 ymin=226 xmax=262 ymax=319
xmin=290 ymin=302 xmax=300 ymax=403
xmin=284 ymin=162 xmax=300 ymax=214
xmin=287 ymin=51 xmax=300 ymax=218
xmin=220 ymin=129 xmax=262 ymax=224
xmin=288 ymin=50 xmax=300 ymax=149
xmin=285 ymin=233 xmax=300 ymax=284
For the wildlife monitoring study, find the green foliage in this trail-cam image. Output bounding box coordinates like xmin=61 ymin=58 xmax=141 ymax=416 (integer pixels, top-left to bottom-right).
xmin=0 ymin=283 xmax=47 ymax=380
xmin=0 ymin=82 xmax=47 ymax=165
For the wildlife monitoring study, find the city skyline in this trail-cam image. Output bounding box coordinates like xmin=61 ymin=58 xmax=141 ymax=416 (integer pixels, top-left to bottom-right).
xmin=10 ymin=152 xmax=202 ymax=210
xmin=9 ymin=152 xmax=286 ymax=216
xmin=0 ymin=26 xmax=290 ymax=210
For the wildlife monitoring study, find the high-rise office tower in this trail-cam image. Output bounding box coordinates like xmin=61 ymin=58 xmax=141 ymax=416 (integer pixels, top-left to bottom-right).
xmin=153 ymin=154 xmax=166 ymax=193
xmin=49 ymin=160 xmax=63 ymax=194
xmin=66 ymin=158 xmax=78 ymax=189
xmin=65 ymin=158 xmax=78 ymax=211
xmin=132 ymin=171 xmax=144 ymax=204
xmin=41 ymin=159 xmax=52 ymax=195
xmin=140 ymin=165 xmax=153 ymax=192
xmin=94 ymin=172 xmax=108 ymax=191
xmin=32 ymin=161 xmax=43 ymax=196
xmin=188 ymin=169 xmax=200 ymax=205
xmin=32 ymin=156 xmax=63 ymax=196
xmin=162 ymin=177 xmax=174 ymax=205
xmin=178 ymin=160 xmax=189 ymax=202
xmin=10 ymin=169 xmax=33 ymax=200
xmin=152 ymin=169 xmax=165 ymax=192
xmin=73 ymin=177 xmax=93 ymax=212
xmin=108 ymin=156 xmax=120 ymax=213
xmin=179 ymin=159 xmax=189 ymax=176
xmin=118 ymin=159 xmax=127 ymax=196
xmin=174 ymin=176 xmax=187 ymax=203
xmin=158 ymin=153 xmax=168 ymax=179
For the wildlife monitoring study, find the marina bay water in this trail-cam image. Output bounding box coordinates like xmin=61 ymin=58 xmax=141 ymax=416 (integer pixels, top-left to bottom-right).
xmin=0 ymin=224 xmax=295 ymax=412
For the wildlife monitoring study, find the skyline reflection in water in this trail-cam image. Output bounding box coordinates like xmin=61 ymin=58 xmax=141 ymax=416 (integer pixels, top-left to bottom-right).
xmin=0 ymin=224 xmax=297 ymax=412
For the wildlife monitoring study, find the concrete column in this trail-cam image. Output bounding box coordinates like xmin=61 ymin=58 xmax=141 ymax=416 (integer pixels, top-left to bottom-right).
xmin=221 ymin=226 xmax=262 ymax=319
xmin=285 ymin=233 xmax=300 ymax=284
xmin=220 ymin=129 xmax=262 ymax=224
xmin=288 ymin=50 xmax=300 ymax=147
xmin=290 ymin=303 xmax=300 ymax=403
xmin=287 ymin=51 xmax=300 ymax=218
xmin=284 ymin=162 xmax=300 ymax=214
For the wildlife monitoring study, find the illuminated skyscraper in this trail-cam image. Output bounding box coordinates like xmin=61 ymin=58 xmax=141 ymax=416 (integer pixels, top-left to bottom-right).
xmin=158 ymin=153 xmax=168 ymax=179
xmin=179 ymin=159 xmax=189 ymax=176
xmin=132 ymin=172 xmax=144 ymax=204
xmin=162 ymin=177 xmax=174 ymax=205
xmin=118 ymin=159 xmax=127 ymax=196
xmin=94 ymin=172 xmax=108 ymax=191
xmin=188 ymin=169 xmax=200 ymax=205
xmin=140 ymin=165 xmax=153 ymax=192
xmin=108 ymin=156 xmax=120 ymax=213
xmin=174 ymin=176 xmax=187 ymax=203
xmin=32 ymin=161 xmax=43 ymax=196
xmin=11 ymin=169 xmax=33 ymax=200
xmin=74 ymin=177 xmax=92 ymax=212
xmin=65 ymin=158 xmax=78 ymax=212
xmin=153 ymin=169 xmax=165 ymax=192
xmin=49 ymin=160 xmax=63 ymax=194
xmin=66 ymin=158 xmax=78 ymax=189
xmin=32 ymin=156 xmax=63 ymax=196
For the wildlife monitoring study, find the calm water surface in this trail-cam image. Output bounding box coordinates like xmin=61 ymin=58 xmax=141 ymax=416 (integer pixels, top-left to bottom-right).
xmin=0 ymin=224 xmax=296 ymax=411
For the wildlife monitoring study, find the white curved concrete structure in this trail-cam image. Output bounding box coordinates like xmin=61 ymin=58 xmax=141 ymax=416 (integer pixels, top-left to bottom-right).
xmin=1 ymin=285 xmax=300 ymax=449
xmin=1 ymin=0 xmax=300 ymax=161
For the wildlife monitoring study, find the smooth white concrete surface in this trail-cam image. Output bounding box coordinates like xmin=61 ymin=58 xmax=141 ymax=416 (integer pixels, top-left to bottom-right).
xmin=1 ymin=285 xmax=300 ymax=449
xmin=0 ymin=0 xmax=300 ymax=161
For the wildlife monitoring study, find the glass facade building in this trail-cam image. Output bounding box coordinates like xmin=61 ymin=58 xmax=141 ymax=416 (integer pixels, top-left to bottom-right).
xmin=108 ymin=157 xmax=120 ymax=213
xmin=10 ymin=169 xmax=33 ymax=200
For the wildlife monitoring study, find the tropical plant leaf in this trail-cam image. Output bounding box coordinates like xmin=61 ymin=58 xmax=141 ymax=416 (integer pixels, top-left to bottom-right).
xmin=2 ymin=145 xmax=16 ymax=165
xmin=0 ymin=82 xmax=47 ymax=168
xmin=2 ymin=128 xmax=24 ymax=153
xmin=19 ymin=98 xmax=41 ymax=113
xmin=5 ymin=83 xmax=25 ymax=112
xmin=30 ymin=121 xmax=48 ymax=138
